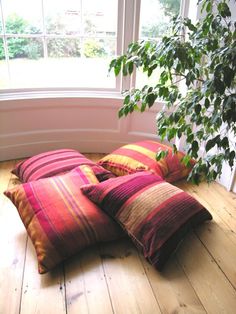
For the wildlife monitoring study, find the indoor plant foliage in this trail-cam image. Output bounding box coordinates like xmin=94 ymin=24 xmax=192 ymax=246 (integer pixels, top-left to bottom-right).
xmin=109 ymin=0 xmax=236 ymax=184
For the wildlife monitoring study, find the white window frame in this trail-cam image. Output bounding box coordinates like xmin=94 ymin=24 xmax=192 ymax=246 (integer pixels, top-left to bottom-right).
xmin=0 ymin=0 xmax=190 ymax=98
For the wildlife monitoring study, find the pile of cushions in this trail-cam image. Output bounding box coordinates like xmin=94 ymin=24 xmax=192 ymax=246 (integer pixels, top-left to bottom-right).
xmin=4 ymin=142 xmax=212 ymax=274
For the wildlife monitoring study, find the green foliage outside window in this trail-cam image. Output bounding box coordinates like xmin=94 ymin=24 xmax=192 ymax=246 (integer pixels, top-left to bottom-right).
xmin=159 ymin=0 xmax=181 ymax=17
xmin=84 ymin=39 xmax=107 ymax=58
xmin=0 ymin=15 xmax=42 ymax=60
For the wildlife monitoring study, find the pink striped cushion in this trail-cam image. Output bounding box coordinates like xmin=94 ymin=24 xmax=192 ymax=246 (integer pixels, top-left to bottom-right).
xmin=12 ymin=149 xmax=114 ymax=182
xmin=98 ymin=141 xmax=195 ymax=182
xmin=81 ymin=172 xmax=212 ymax=270
xmin=5 ymin=165 xmax=123 ymax=274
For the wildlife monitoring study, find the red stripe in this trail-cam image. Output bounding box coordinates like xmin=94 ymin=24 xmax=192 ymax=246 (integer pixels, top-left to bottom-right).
xmin=23 ymin=182 xmax=72 ymax=258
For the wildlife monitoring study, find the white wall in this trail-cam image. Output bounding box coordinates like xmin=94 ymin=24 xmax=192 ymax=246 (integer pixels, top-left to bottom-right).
xmin=0 ymin=94 xmax=160 ymax=161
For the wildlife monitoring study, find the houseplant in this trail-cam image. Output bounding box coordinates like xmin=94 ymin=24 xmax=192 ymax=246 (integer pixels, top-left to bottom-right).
xmin=109 ymin=0 xmax=236 ymax=184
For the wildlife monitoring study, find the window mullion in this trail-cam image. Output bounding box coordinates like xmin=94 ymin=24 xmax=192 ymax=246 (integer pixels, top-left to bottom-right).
xmin=121 ymin=0 xmax=140 ymax=91
xmin=116 ymin=0 xmax=125 ymax=91
xmin=0 ymin=0 xmax=11 ymax=86
xmin=130 ymin=0 xmax=141 ymax=90
xmin=41 ymin=0 xmax=48 ymax=58
xmin=80 ymin=0 xmax=84 ymax=58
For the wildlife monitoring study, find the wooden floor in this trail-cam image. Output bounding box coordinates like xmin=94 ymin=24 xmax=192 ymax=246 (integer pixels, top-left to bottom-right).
xmin=1 ymin=154 xmax=236 ymax=314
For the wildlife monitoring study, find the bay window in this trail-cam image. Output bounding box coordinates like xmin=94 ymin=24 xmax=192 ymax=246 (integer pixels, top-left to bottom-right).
xmin=0 ymin=0 xmax=185 ymax=93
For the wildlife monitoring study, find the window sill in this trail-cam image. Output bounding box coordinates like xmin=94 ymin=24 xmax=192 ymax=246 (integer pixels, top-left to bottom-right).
xmin=0 ymin=89 xmax=123 ymax=101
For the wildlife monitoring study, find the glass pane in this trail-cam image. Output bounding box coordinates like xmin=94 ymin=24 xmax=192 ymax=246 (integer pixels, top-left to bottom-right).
xmin=7 ymin=38 xmax=45 ymax=88
xmin=45 ymin=0 xmax=82 ymax=35
xmin=0 ymin=38 xmax=9 ymax=88
xmin=48 ymin=38 xmax=81 ymax=58
xmin=83 ymin=38 xmax=115 ymax=58
xmin=44 ymin=38 xmax=115 ymax=88
xmin=83 ymin=0 xmax=117 ymax=37
xmin=139 ymin=0 xmax=181 ymax=40
xmin=2 ymin=0 xmax=43 ymax=34
xmin=136 ymin=0 xmax=181 ymax=88
xmin=33 ymin=57 xmax=115 ymax=88
xmin=7 ymin=37 xmax=43 ymax=59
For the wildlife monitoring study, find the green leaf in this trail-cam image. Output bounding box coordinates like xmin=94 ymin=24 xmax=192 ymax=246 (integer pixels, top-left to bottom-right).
xmin=114 ymin=61 xmax=121 ymax=76
xmin=194 ymin=104 xmax=201 ymax=114
xmin=206 ymin=1 xmax=212 ymax=13
xmin=204 ymin=98 xmax=210 ymax=109
xmin=173 ymin=144 xmax=178 ymax=154
xmin=221 ymin=137 xmax=229 ymax=149
xmin=191 ymin=141 xmax=199 ymax=157
xmin=223 ymin=66 xmax=234 ymax=88
xmin=206 ymin=139 xmax=215 ymax=152
xmin=141 ymin=102 xmax=146 ymax=112
xmin=124 ymin=94 xmax=130 ymax=105
xmin=214 ymin=78 xmax=225 ymax=95
xmin=218 ymin=2 xmax=231 ymax=18
xmin=156 ymin=149 xmax=169 ymax=161
xmin=214 ymin=97 xmax=221 ymax=108
xmin=128 ymin=62 xmax=134 ymax=75
xmin=146 ymin=93 xmax=157 ymax=107
xmin=118 ymin=108 xmax=124 ymax=118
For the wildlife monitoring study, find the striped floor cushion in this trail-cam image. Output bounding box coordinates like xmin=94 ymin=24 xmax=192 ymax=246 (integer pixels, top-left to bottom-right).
xmin=81 ymin=172 xmax=212 ymax=270
xmin=12 ymin=149 xmax=115 ymax=183
xmin=4 ymin=165 xmax=123 ymax=274
xmin=98 ymin=140 xmax=195 ymax=182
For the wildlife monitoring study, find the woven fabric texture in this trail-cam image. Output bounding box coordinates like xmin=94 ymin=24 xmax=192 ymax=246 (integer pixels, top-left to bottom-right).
xmin=98 ymin=140 xmax=194 ymax=182
xmin=5 ymin=165 xmax=122 ymax=274
xmin=81 ymin=172 xmax=212 ymax=270
xmin=12 ymin=149 xmax=115 ymax=182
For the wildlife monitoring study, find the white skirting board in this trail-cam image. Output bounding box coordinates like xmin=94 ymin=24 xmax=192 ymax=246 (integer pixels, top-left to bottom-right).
xmin=0 ymin=95 xmax=159 ymax=161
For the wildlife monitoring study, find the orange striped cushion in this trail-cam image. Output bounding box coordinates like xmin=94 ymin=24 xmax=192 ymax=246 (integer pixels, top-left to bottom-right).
xmin=81 ymin=172 xmax=212 ymax=270
xmin=98 ymin=141 xmax=194 ymax=182
xmin=4 ymin=165 xmax=123 ymax=274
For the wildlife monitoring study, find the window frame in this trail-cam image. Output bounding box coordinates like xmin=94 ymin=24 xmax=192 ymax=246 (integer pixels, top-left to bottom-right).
xmin=0 ymin=0 xmax=190 ymax=96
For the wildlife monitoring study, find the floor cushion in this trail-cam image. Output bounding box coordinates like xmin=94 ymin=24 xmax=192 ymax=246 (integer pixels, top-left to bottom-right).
xmin=12 ymin=149 xmax=115 ymax=183
xmin=4 ymin=165 xmax=123 ymax=274
xmin=81 ymin=171 xmax=212 ymax=270
xmin=98 ymin=140 xmax=194 ymax=182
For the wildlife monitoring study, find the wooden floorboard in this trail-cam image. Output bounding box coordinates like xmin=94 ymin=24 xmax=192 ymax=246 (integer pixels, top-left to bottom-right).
xmin=0 ymin=157 xmax=236 ymax=314
xmin=0 ymin=160 xmax=27 ymax=314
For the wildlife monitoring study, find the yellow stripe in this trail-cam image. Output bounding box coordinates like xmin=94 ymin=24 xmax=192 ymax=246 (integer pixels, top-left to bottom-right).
xmin=118 ymin=182 xmax=181 ymax=233
xmin=123 ymin=144 xmax=157 ymax=160
xmin=101 ymin=154 xmax=149 ymax=176
xmin=79 ymin=165 xmax=99 ymax=184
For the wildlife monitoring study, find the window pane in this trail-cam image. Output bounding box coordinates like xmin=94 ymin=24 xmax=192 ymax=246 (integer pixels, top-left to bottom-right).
xmin=140 ymin=0 xmax=180 ymax=40
xmin=48 ymin=38 xmax=81 ymax=58
xmin=83 ymin=38 xmax=115 ymax=58
xmin=45 ymin=0 xmax=82 ymax=35
xmin=83 ymin=0 xmax=117 ymax=37
xmin=0 ymin=38 xmax=9 ymax=88
xmin=7 ymin=38 xmax=44 ymax=88
xmin=136 ymin=0 xmax=180 ymax=88
xmin=1 ymin=0 xmax=118 ymax=90
xmin=2 ymin=0 xmax=43 ymax=34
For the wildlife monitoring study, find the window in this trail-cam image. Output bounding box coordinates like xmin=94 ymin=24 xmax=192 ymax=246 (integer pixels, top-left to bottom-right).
xmin=135 ymin=0 xmax=181 ymax=88
xmin=0 ymin=0 xmax=183 ymax=92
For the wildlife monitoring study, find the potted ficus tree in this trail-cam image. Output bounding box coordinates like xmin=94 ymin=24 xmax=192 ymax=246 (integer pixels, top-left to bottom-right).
xmin=109 ymin=0 xmax=236 ymax=184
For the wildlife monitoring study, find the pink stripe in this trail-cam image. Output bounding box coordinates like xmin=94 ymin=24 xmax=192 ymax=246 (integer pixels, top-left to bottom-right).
xmin=23 ymin=182 xmax=71 ymax=257
xmin=20 ymin=149 xmax=78 ymax=180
